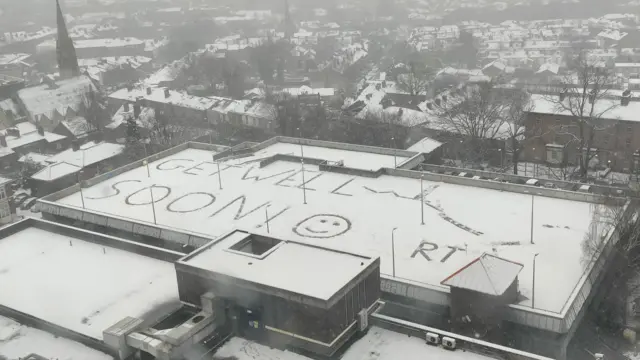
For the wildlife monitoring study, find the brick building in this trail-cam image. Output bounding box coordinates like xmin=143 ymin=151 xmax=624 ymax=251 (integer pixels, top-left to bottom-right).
xmin=524 ymin=92 xmax=640 ymax=173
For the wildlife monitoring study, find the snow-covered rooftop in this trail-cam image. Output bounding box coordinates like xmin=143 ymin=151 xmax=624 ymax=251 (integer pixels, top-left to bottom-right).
xmin=0 ymin=315 xmax=112 ymax=360
xmin=32 ymin=142 xmax=124 ymax=181
xmin=215 ymin=327 xmax=494 ymax=360
xmin=180 ymin=230 xmax=376 ymax=301
xmin=529 ymin=94 xmax=640 ymax=122
xmin=49 ymin=143 xmax=613 ymax=313
xmin=441 ymin=253 xmax=524 ymax=296
xmin=16 ymin=76 xmax=95 ymax=122
xmin=0 ymin=223 xmax=179 ymax=339
xmin=406 ymin=136 xmax=444 ymax=154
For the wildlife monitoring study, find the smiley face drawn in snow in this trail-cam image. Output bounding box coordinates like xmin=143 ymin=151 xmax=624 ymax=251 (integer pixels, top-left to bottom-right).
xmin=293 ymin=214 xmax=352 ymax=239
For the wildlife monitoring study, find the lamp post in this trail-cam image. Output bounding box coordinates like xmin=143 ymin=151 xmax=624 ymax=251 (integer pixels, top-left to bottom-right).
xmin=213 ymin=153 xmax=222 ymax=190
xmin=391 ymin=227 xmax=398 ymax=277
xmin=420 ymin=174 xmax=424 ymax=225
xmin=149 ymin=185 xmax=157 ymax=225
xmin=143 ymin=143 xmax=150 ymax=177
xmin=301 ymin=158 xmax=307 ymax=205
xmin=391 ymin=137 xmax=396 ymax=167
xmin=532 ymin=253 xmax=539 ymax=309
xmin=530 ymin=195 xmax=535 ymax=244
xmin=297 ymin=127 xmax=304 ymax=158
xmin=498 ymin=148 xmax=503 ymax=168
xmin=265 ymin=205 xmax=271 ymax=233
xmin=78 ymin=170 xmax=85 ymax=209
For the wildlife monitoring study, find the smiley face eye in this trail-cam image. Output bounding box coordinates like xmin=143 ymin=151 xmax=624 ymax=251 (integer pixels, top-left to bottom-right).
xmin=320 ymin=219 xmax=327 ymax=223
xmin=333 ymin=222 xmax=340 ymax=226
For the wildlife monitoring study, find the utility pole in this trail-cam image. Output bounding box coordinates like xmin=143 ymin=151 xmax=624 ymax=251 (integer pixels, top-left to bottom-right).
xmin=420 ymin=174 xmax=424 ymax=225
xmin=301 ymin=158 xmax=307 ymax=204
xmin=391 ymin=227 xmax=398 ymax=277
xmin=213 ymin=153 xmax=222 ymax=190
xmin=532 ymin=253 xmax=539 ymax=309
xmin=265 ymin=205 xmax=270 ymax=233
xmin=530 ymin=195 xmax=535 ymax=244
xmin=150 ymin=185 xmax=157 ymax=225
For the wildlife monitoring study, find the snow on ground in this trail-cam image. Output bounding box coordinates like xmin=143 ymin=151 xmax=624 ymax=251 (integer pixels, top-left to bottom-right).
xmin=0 ymin=227 xmax=179 ymax=339
xmin=0 ymin=315 xmax=113 ymax=360
xmin=56 ymin=147 xmax=612 ymax=313
xmin=255 ymin=142 xmax=409 ymax=170
xmin=214 ymin=327 xmax=492 ymax=360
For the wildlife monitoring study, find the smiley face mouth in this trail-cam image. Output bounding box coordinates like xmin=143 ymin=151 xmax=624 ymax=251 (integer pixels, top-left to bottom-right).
xmin=305 ymin=226 xmax=328 ymax=234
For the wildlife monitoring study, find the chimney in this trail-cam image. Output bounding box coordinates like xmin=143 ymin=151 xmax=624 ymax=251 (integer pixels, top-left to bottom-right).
xmin=124 ymin=103 xmax=130 ymax=112
xmin=134 ymin=104 xmax=141 ymax=119
xmin=0 ymin=135 xmax=6 ymax=147
xmin=622 ymin=89 xmax=631 ymax=106
xmin=558 ymin=89 xmax=567 ymax=101
xmin=146 ymin=87 xmax=152 ymax=95
xmin=164 ymin=88 xmax=170 ymax=98
xmin=72 ymin=140 xmax=80 ymax=152
xmin=37 ymin=124 xmax=44 ymax=136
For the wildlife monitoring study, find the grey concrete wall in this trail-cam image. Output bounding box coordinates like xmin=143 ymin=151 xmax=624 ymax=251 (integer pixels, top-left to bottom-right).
xmin=370 ymin=310 xmax=555 ymax=360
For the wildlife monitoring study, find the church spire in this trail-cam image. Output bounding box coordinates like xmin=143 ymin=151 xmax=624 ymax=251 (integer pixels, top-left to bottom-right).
xmin=56 ymin=0 xmax=79 ymax=79
xmin=283 ymin=0 xmax=295 ymax=38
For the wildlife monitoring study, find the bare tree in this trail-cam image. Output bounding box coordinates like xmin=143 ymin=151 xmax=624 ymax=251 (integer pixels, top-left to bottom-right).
xmin=581 ymin=197 xmax=640 ymax=328
xmin=435 ymin=81 xmax=510 ymax=164
xmin=544 ymin=50 xmax=618 ymax=179
xmin=396 ymin=62 xmax=434 ymax=98
xmin=503 ymin=89 xmax=535 ymax=175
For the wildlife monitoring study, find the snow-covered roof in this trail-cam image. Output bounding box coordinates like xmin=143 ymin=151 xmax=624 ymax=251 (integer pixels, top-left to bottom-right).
xmin=441 ymin=253 xmax=524 ymax=296
xmin=0 ymin=315 xmax=112 ymax=360
xmin=406 ymin=136 xmax=443 ymax=154
xmin=529 ymin=93 xmax=640 ymax=122
xmin=32 ymin=141 xmax=124 ymax=181
xmin=60 ymin=116 xmax=95 ymax=137
xmin=0 ymin=53 xmax=31 ymax=65
xmin=0 ymin=224 xmax=179 ymax=339
xmin=216 ymin=327 xmax=511 ymax=360
xmin=283 ymin=86 xmax=335 ymax=97
xmin=16 ymin=76 xmax=95 ymax=122
xmin=180 ymin=230 xmax=377 ymax=301
xmin=107 ymin=104 xmax=155 ymax=130
xmin=0 ymin=122 xmax=66 ymax=150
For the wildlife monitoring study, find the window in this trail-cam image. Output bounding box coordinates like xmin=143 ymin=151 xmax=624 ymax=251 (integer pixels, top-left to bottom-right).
xmin=0 ymin=187 xmax=6 ymax=200
xmin=627 ymin=138 xmax=632 ymax=147
xmin=603 ymin=135 xmax=610 ymax=146
xmin=628 ymin=125 xmax=633 ymax=132
xmin=56 ymin=143 xmax=62 ymax=150
xmin=0 ymin=203 xmax=10 ymax=219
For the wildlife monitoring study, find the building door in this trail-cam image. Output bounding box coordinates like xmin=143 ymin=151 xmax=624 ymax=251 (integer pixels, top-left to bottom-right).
xmin=236 ymin=305 xmax=264 ymax=341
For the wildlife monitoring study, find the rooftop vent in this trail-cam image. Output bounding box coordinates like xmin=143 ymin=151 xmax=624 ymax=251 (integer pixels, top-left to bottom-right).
xmin=229 ymin=234 xmax=282 ymax=256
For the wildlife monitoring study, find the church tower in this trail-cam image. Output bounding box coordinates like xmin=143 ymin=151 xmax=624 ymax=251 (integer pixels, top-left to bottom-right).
xmin=56 ymin=0 xmax=80 ymax=79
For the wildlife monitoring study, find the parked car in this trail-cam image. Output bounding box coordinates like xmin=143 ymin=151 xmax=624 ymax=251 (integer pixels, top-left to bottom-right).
xmin=525 ymin=179 xmax=541 ymax=186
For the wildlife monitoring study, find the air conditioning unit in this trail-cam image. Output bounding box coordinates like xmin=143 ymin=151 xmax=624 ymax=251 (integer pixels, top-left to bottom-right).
xmin=442 ymin=337 xmax=456 ymax=350
xmin=425 ymin=332 xmax=439 ymax=345
xmin=357 ymin=309 xmax=368 ymax=331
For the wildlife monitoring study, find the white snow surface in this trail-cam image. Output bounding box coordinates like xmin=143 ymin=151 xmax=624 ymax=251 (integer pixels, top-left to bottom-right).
xmin=0 ymin=227 xmax=179 ymax=339
xmin=0 ymin=315 xmax=113 ymax=360
xmin=183 ymin=230 xmax=374 ymax=300
xmin=215 ymin=327 xmax=492 ymax=360
xmin=56 ymin=147 xmax=612 ymax=313
xmin=255 ymin=142 xmax=409 ymax=170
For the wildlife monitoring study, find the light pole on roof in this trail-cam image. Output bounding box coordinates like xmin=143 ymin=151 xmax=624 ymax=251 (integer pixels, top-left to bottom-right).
xmin=532 ymin=253 xmax=539 ymax=309
xmin=391 ymin=227 xmax=398 ymax=277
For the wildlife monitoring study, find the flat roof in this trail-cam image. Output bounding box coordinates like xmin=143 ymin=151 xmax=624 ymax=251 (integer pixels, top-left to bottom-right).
xmin=179 ymin=230 xmax=377 ymax=301
xmin=214 ymin=327 xmax=493 ymax=360
xmin=0 ymin=315 xmax=113 ymax=360
xmin=0 ymin=221 xmax=180 ymax=339
xmin=48 ymin=143 xmax=613 ymax=314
